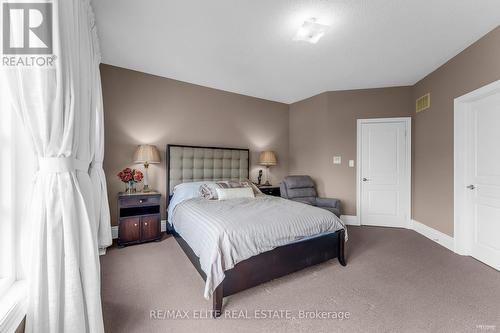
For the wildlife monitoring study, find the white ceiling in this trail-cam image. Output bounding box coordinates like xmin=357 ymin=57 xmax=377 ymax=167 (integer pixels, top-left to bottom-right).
xmin=92 ymin=0 xmax=500 ymax=103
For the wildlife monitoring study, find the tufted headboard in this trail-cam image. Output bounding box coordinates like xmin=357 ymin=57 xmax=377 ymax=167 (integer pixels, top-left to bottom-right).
xmin=166 ymin=144 xmax=250 ymax=196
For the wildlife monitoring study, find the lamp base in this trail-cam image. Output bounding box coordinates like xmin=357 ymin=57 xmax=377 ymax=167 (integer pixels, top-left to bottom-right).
xmin=142 ymin=163 xmax=151 ymax=192
xmin=263 ymin=166 xmax=272 ymax=187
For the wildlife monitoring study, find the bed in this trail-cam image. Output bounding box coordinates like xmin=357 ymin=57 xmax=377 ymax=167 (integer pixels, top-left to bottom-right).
xmin=166 ymin=144 xmax=347 ymax=317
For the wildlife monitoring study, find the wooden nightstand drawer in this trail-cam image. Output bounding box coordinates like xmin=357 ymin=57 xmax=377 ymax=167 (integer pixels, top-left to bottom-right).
xmin=119 ymin=194 xmax=160 ymax=208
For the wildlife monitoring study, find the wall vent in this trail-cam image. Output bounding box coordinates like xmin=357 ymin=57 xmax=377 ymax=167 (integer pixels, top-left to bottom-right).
xmin=416 ymin=93 xmax=430 ymax=113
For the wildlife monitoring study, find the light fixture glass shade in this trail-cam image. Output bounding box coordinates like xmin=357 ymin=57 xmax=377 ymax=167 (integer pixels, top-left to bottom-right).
xmin=293 ymin=18 xmax=328 ymax=44
xmin=259 ymin=151 xmax=277 ymax=166
xmin=133 ymin=145 xmax=161 ymax=164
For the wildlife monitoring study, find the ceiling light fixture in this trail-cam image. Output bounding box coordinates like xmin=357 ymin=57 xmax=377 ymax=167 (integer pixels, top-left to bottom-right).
xmin=293 ymin=18 xmax=328 ymax=44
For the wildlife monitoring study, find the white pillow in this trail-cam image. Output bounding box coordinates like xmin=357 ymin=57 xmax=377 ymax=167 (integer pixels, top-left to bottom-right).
xmin=172 ymin=181 xmax=214 ymax=200
xmin=216 ymin=187 xmax=255 ymax=200
xmin=168 ymin=182 xmax=215 ymax=223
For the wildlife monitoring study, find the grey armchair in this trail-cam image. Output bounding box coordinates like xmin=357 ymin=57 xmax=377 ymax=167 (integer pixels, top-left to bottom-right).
xmin=280 ymin=175 xmax=341 ymax=217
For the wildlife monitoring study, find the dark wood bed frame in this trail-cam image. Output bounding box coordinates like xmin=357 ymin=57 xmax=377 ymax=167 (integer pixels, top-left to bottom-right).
xmin=166 ymin=144 xmax=346 ymax=318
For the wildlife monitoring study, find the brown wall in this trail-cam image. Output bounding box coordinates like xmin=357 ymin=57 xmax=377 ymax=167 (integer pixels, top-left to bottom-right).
xmin=101 ymin=65 xmax=289 ymax=225
xmin=289 ymin=87 xmax=413 ymax=216
xmin=412 ymin=26 xmax=500 ymax=236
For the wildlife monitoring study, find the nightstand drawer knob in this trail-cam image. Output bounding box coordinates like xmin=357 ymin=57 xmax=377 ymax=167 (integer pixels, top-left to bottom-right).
xmin=144 ymin=222 xmax=148 ymax=226
xmin=139 ymin=199 xmax=144 ymax=203
xmin=134 ymin=223 xmax=138 ymax=227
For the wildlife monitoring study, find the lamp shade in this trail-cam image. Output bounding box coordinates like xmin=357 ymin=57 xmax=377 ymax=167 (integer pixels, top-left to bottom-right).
xmin=259 ymin=151 xmax=277 ymax=166
xmin=133 ymin=145 xmax=161 ymax=164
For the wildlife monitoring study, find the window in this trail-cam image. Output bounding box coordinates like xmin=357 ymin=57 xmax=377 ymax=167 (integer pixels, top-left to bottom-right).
xmin=0 ymin=72 xmax=34 ymax=331
xmin=0 ymin=75 xmax=14 ymax=297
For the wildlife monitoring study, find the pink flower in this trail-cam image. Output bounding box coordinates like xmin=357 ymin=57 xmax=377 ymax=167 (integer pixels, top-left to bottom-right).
xmin=133 ymin=170 xmax=143 ymax=182
xmin=118 ymin=168 xmax=133 ymax=182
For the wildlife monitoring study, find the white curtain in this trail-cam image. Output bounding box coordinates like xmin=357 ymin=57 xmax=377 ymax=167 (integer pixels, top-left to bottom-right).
xmin=88 ymin=2 xmax=112 ymax=254
xmin=4 ymin=0 xmax=110 ymax=331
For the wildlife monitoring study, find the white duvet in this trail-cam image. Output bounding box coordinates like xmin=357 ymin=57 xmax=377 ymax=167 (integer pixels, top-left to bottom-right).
xmin=170 ymin=194 xmax=346 ymax=299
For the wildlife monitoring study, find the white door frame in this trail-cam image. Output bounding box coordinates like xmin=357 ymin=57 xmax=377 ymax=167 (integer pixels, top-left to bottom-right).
xmin=454 ymin=79 xmax=500 ymax=255
xmin=356 ymin=117 xmax=412 ymax=227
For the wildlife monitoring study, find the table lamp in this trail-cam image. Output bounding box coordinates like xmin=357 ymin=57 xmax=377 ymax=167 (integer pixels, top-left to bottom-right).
xmin=133 ymin=144 xmax=160 ymax=192
xmin=259 ymin=151 xmax=277 ymax=186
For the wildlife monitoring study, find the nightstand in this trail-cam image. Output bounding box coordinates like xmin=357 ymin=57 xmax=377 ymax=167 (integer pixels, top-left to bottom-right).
xmin=258 ymin=185 xmax=281 ymax=197
xmin=117 ymin=192 xmax=161 ymax=247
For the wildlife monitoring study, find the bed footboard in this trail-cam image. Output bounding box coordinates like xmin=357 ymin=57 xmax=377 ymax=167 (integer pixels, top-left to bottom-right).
xmin=338 ymin=229 xmax=346 ymax=266
xmin=210 ymin=229 xmax=346 ymax=317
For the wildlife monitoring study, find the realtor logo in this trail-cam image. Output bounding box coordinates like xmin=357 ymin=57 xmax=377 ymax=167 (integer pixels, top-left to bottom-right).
xmin=2 ymin=2 xmax=53 ymax=55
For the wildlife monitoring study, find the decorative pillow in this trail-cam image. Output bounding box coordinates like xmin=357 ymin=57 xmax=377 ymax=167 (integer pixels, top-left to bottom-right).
xmin=239 ymin=179 xmax=262 ymax=196
xmin=199 ymin=179 xmax=261 ymax=200
xmin=216 ymin=187 xmax=255 ymax=200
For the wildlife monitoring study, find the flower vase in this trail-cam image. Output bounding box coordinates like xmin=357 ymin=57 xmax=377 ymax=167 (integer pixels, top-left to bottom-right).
xmin=126 ymin=181 xmax=136 ymax=194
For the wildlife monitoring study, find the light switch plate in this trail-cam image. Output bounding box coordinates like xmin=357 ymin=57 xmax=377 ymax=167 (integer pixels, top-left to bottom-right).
xmin=333 ymin=156 xmax=341 ymax=165
xmin=349 ymin=160 xmax=355 ymax=167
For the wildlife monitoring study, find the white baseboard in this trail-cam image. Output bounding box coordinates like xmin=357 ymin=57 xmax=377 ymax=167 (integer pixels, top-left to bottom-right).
xmin=410 ymin=219 xmax=454 ymax=252
xmin=112 ymin=219 xmax=167 ymax=239
xmin=340 ymin=215 xmax=360 ymax=226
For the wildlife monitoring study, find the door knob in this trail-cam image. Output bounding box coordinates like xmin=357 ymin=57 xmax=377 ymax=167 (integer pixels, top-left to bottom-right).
xmin=362 ymin=178 xmax=370 ymax=181
xmin=466 ymin=184 xmax=476 ymax=190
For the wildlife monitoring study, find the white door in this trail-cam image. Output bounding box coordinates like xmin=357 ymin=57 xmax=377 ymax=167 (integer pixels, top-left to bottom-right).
xmin=466 ymin=92 xmax=500 ymax=270
xmin=358 ymin=118 xmax=411 ymax=228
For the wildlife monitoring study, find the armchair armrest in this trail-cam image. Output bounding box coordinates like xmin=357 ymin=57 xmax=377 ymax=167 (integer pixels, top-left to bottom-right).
xmin=315 ymin=197 xmax=340 ymax=209
xmin=279 ymin=182 xmax=288 ymax=198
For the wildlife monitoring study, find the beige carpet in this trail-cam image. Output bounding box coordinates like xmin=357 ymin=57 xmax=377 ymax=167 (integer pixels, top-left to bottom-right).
xmin=100 ymin=226 xmax=500 ymax=333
